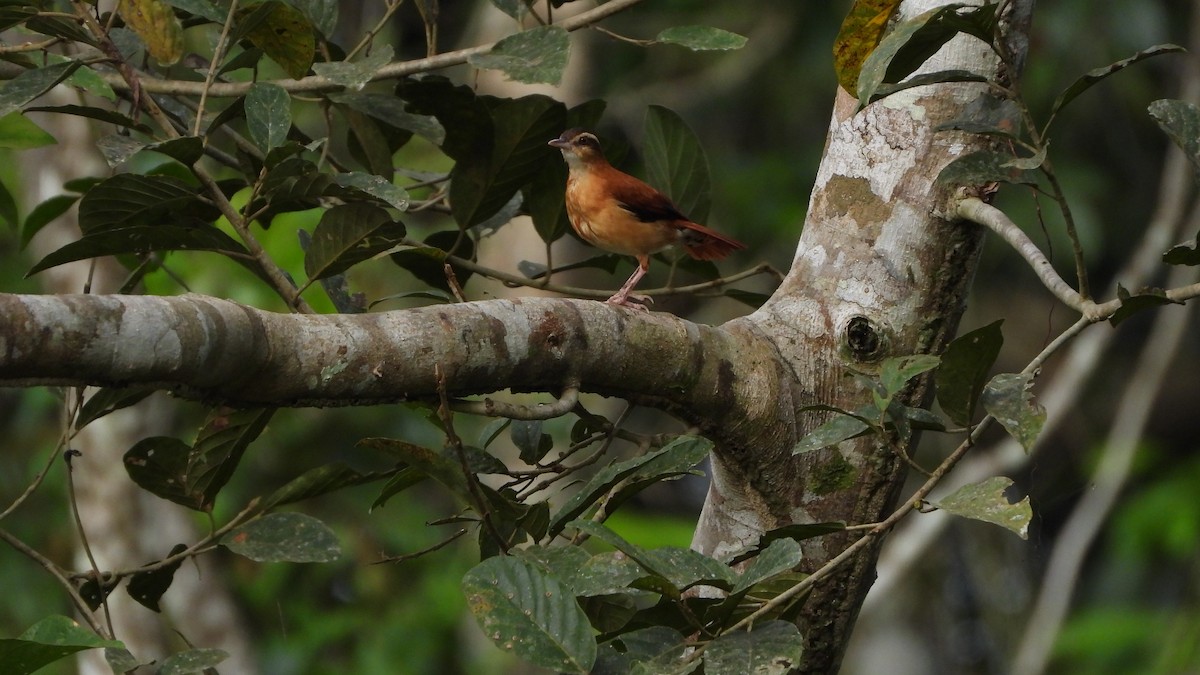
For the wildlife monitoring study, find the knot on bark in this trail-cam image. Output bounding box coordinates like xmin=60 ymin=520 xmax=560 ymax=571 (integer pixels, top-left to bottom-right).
xmin=843 ymin=315 xmax=886 ymax=362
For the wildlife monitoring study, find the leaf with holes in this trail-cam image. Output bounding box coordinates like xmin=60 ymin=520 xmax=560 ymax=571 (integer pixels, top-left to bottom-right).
xmin=468 ymin=25 xmax=570 ymax=85
xmin=933 ymin=476 xmax=1031 ymax=539
xmin=234 ymin=1 xmax=315 ymax=79
xmin=124 ymin=437 xmax=206 ymax=510
xmin=980 ymin=373 xmax=1045 ymax=452
xmin=223 ymin=512 xmax=341 ymax=562
xmin=463 ymin=556 xmax=596 ymax=674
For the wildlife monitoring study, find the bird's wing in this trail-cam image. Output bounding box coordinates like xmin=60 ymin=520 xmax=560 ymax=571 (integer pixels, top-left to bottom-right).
xmin=607 ymin=172 xmax=689 ymax=224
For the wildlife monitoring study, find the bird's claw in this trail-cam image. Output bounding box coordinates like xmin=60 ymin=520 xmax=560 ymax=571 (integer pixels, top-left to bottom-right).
xmin=605 ymin=293 xmax=653 ymax=311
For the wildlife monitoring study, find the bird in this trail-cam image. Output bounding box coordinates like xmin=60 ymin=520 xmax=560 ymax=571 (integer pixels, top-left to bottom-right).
xmin=548 ymin=128 xmax=746 ymax=309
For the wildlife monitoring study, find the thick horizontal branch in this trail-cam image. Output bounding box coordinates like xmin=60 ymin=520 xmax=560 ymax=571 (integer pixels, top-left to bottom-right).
xmin=0 ymin=293 xmax=774 ymax=427
xmin=95 ymin=0 xmax=646 ymax=98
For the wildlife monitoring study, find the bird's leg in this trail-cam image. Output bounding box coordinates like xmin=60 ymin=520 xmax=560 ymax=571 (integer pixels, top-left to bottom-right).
xmin=606 ymin=256 xmax=652 ymax=309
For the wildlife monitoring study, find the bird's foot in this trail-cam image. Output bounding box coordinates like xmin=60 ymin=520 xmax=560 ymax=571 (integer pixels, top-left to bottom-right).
xmin=605 ymin=292 xmax=653 ymax=311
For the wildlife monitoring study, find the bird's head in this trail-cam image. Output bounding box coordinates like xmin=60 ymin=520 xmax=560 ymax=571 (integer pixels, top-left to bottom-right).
xmin=548 ymin=128 xmax=605 ymax=168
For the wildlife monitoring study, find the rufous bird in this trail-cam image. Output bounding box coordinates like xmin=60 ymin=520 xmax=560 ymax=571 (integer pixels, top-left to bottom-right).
xmin=549 ymin=128 xmax=746 ymax=309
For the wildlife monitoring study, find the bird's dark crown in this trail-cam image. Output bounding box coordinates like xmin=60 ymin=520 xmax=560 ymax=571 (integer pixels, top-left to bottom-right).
xmin=549 ymin=128 xmax=603 ymax=156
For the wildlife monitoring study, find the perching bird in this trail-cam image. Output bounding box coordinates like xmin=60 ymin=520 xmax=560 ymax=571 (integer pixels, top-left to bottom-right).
xmin=548 ymin=128 xmax=746 ymax=309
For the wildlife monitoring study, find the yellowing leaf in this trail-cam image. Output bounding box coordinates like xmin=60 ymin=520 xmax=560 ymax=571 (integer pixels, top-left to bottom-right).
xmin=833 ymin=0 xmax=902 ymax=93
xmin=119 ymin=0 xmax=184 ymax=65
xmin=236 ymin=1 xmax=316 ymax=80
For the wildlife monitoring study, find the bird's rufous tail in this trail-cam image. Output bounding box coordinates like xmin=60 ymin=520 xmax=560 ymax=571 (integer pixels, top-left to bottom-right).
xmin=678 ymin=221 xmax=746 ymax=261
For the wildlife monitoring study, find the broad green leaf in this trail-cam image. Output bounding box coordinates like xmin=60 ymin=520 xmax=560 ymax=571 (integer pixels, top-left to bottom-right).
xmin=183 ymin=407 xmax=274 ymax=512
xmin=936 ymin=320 xmax=1003 ymax=426
xmin=158 ymin=648 xmax=229 ymax=675
xmin=332 ymin=172 xmax=410 ymax=210
xmin=548 ymin=437 xmax=712 ymax=536
xmin=933 ymin=476 xmax=1031 ymax=539
xmin=510 ymin=419 xmax=553 ymax=464
xmin=313 ymin=45 xmax=392 ymax=91
xmin=857 ymin=3 xmax=998 ymax=108
xmin=26 ymin=225 xmax=255 ymax=278
xmin=245 ymin=82 xmax=291 ymax=153
xmin=733 ymin=538 xmax=803 ymax=594
xmin=463 ymin=556 xmax=596 ymax=674
xmin=235 ymin=1 xmax=315 ymax=79
xmin=166 ymin=0 xmax=225 ymax=23
xmin=263 ymin=462 xmax=396 ymax=509
xmin=833 ymin=0 xmax=902 ymax=93
xmin=388 ymin=231 xmax=476 ymax=293
xmin=0 ymin=60 xmax=81 ymax=117
xmin=119 ymin=0 xmax=184 ymax=65
xmin=26 ymin=16 xmax=96 ymax=49
xmin=1163 ymin=230 xmax=1200 ymax=266
xmin=126 ymin=543 xmax=187 ymax=612
xmin=21 ymin=194 xmax=77 ymax=248
xmin=980 ymin=373 xmax=1045 ymax=452
xmin=569 ymin=519 xmax=736 ymax=593
xmin=878 ymin=354 xmax=941 ymax=397
xmin=0 ymin=112 xmax=54 ymax=149
xmin=468 ymin=25 xmax=570 ymax=85
xmin=0 ymin=616 xmax=123 ymax=675
xmin=76 ymin=174 xmax=218 ymax=233
xmin=1148 ymin=99 xmax=1200 ymax=183
xmin=1109 ymin=284 xmax=1180 ymax=326
xmin=143 ymin=136 xmax=205 ymax=166
xmin=289 ymin=0 xmax=338 ymax=36
xmin=104 ymin=648 xmax=143 ymax=673
xmin=935 ymin=150 xmax=1040 ymax=188
xmin=123 ymin=437 xmax=204 ymax=509
xmin=449 ymin=95 xmax=566 ymax=228
xmin=304 ymin=203 xmax=406 ymax=282
xmin=394 ymin=76 xmax=491 ymax=161
xmin=729 ymin=522 xmax=846 ymax=566
xmin=604 ymin=436 xmax=712 ymax=518
xmin=96 ymin=134 xmax=146 ymax=167
xmin=791 ymin=406 xmax=874 ymax=455
xmin=607 ymin=626 xmax=693 ymax=674
xmin=359 ymin=437 xmax=473 ymax=504
xmin=644 ymin=105 xmax=711 ymax=223
xmin=703 ymin=620 xmax=804 ymax=675
xmin=0 ymin=3 xmax=36 ymax=32
xmin=655 ymin=25 xmax=747 ymax=51
xmin=329 ymin=92 xmax=445 ymax=145
xmin=76 ymin=386 xmax=155 ymax=429
xmin=64 ymin=64 xmax=116 ymax=102
xmin=1047 ymin=44 xmax=1185 ymax=129
xmin=223 ymin=512 xmax=342 ymax=562
xmin=0 ymin=180 xmax=16 ymax=230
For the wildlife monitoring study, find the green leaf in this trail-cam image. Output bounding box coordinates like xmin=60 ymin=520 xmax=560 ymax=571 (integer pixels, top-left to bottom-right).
xmin=394 ymin=76 xmax=490 ymax=161
xmin=569 ymin=519 xmax=736 ymax=594
xmin=1148 ymin=99 xmax=1200 ymax=184
xmin=190 ymin=407 xmax=274 ymax=510
xmin=332 ymin=172 xmax=410 ymax=210
xmin=933 ymin=476 xmax=1031 ymax=539
xmin=0 ymin=3 xmax=37 ymax=32
xmin=124 ymin=437 xmax=207 ymax=510
xmin=1108 ymin=284 xmax=1181 ymax=326
xmin=548 ymin=437 xmax=712 ymax=537
xmin=21 ymin=194 xmax=77 ymax=248
xmin=263 ymin=462 xmax=396 ymax=509
xmin=734 ymin=539 xmax=803 ymax=595
xmin=313 ymin=44 xmax=392 ymax=91
xmin=26 ymin=225 xmax=255 ymax=278
xmin=936 ymin=319 xmax=1003 ymax=426
xmin=644 ymin=105 xmax=711 ymax=223
xmin=166 ymin=0 xmax=225 ymax=23
xmin=980 ymin=373 xmax=1045 ymax=452
xmin=304 ymin=203 xmax=406 ymax=282
xmin=1162 ymin=230 xmax=1200 ymax=266
xmin=702 ymin=620 xmax=804 ymax=675
xmin=833 ymin=0 xmax=902 ymax=93
xmin=76 ymin=386 xmax=155 ymax=429
xmin=245 ymin=82 xmax=291 ymax=153
xmin=126 ymin=543 xmax=188 ymax=612
xmin=857 ymin=3 xmax=998 ymax=107
xmin=157 ymin=648 xmax=229 ymax=675
xmin=935 ymin=92 xmax=1024 ymax=140
xmin=655 ymin=25 xmax=747 ymax=51
xmin=143 ymin=136 xmax=206 ymax=166
xmin=235 ymin=1 xmax=315 ymax=79
xmin=0 ymin=112 xmax=54 ymax=149
xmin=359 ymin=437 xmax=472 ymax=504
xmin=120 ymin=0 xmax=185 ymax=65
xmin=223 ymin=512 xmax=342 ymax=562
xmin=0 ymin=180 xmax=16 ymax=230
xmin=289 ymin=0 xmax=337 ymax=36
xmin=728 ymin=522 xmax=845 ymax=566
xmin=468 ymin=25 xmax=570 ymax=85
xmin=449 ymin=94 xmax=566 ymax=228
xmin=388 ymin=231 xmax=476 ymax=293
xmin=463 ymin=556 xmax=596 ymax=674
xmin=791 ymin=405 xmax=874 ymax=455
xmin=1048 ymin=44 xmax=1185 ymax=128
xmin=879 ymin=354 xmax=941 ymax=398
xmin=0 ymin=616 xmax=123 ymax=675
xmin=329 ymin=92 xmax=445 ymax=145
xmin=868 ymin=69 xmax=989 ymax=102
xmin=489 ymin=0 xmax=527 ymax=20
xmin=935 ymin=150 xmax=1040 ymax=188
xmin=104 ymin=647 xmax=143 ymax=673
xmin=510 ymin=420 xmax=553 ymax=465
xmin=77 ymin=174 xmax=217 ymax=233
xmin=0 ymin=60 xmax=81 ymax=117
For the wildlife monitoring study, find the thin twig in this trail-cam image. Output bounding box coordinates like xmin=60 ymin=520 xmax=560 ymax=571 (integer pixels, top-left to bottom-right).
xmin=192 ymin=0 xmax=241 ymax=137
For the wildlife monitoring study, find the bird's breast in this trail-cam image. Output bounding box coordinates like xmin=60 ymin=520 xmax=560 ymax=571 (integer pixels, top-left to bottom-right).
xmin=564 ymin=175 xmax=679 ymax=257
